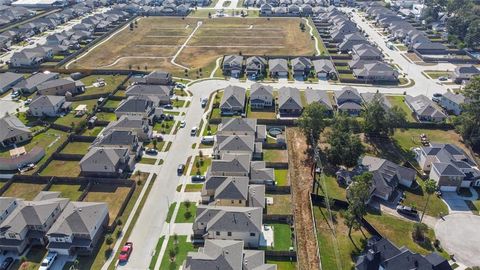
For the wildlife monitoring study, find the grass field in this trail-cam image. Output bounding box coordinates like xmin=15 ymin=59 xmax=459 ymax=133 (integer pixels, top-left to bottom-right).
xmin=175 ymin=201 xmax=197 ymax=223
xmin=274 ymin=169 xmax=289 ymax=186
xmin=60 ymin=142 xmax=91 ymax=155
xmin=160 ymin=236 xmax=196 ymax=270
xmin=386 ymin=95 xmax=416 ymax=122
xmin=78 ymin=75 xmax=126 ymax=96
xmin=3 ymin=182 xmax=45 ymax=200
xmin=84 ymin=184 xmax=131 ymax=225
xmin=69 ymin=17 xmax=315 ymax=78
xmin=40 ymin=160 xmax=81 ymax=177
xmin=264 ymin=149 xmax=288 ymax=163
xmin=267 ymin=194 xmax=292 ymax=215
xmin=392 ymin=128 xmax=468 ymax=154
xmin=48 ymin=183 xmax=86 ymax=201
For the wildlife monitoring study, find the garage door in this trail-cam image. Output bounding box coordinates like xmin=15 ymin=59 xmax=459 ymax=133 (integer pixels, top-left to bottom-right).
xmin=440 ymin=186 xmax=457 ymax=192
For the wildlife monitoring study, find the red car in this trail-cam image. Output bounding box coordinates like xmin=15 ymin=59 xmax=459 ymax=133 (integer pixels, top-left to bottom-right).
xmin=119 ymin=242 xmax=133 ymax=262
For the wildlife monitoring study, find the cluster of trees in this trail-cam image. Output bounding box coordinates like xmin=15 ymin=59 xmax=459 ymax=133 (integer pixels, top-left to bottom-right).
xmin=424 ymin=0 xmax=480 ymax=48
xmin=455 ymin=76 xmax=480 ymax=152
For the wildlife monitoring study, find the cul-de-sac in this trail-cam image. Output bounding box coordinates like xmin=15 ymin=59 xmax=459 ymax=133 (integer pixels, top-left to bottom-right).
xmin=0 ymin=0 xmax=479 ymax=269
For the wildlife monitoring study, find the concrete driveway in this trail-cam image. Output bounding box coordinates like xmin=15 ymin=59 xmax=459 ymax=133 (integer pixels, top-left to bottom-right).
xmin=441 ymin=192 xmax=471 ymax=213
xmin=435 ymin=214 xmax=480 ymax=267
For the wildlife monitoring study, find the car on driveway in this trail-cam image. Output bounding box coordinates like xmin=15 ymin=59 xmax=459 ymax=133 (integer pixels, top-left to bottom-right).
xmin=396 ymin=205 xmax=418 ymax=218
xmin=145 ymin=148 xmax=157 ymax=155
xmin=119 ymin=242 xmax=133 ymax=262
xmin=39 ymin=252 xmax=57 ymax=270
xmin=191 ymin=175 xmax=206 ymax=182
xmin=0 ymin=257 xmax=13 ymax=270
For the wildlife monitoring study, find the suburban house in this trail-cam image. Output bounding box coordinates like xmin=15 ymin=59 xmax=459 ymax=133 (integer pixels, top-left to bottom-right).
xmin=291 ymin=57 xmax=313 ymax=78
xmin=313 ymin=59 xmax=337 ymax=80
xmin=361 ymin=92 xmax=392 ymax=111
xmin=269 ymin=58 xmax=289 ymax=78
xmin=217 ymin=118 xmax=267 ymax=143
xmin=104 ymin=115 xmax=153 ymax=142
xmin=0 ymin=195 xmax=69 ymax=254
xmin=223 ymin=55 xmax=244 ymax=78
xmin=356 ymin=236 xmax=452 ymax=270
xmin=405 ymin=95 xmax=447 ymax=122
xmin=250 ymin=83 xmax=274 ymax=109
xmin=13 ymin=72 xmax=59 ymax=94
xmin=305 ymin=89 xmax=333 ymax=115
xmin=338 ymin=32 xmax=368 ymax=52
xmin=278 ymin=86 xmax=303 ymax=117
xmin=201 ymin=175 xmax=265 ymax=208
xmin=414 ymin=143 xmax=480 ymax=191
xmin=250 ymin=161 xmax=275 ymax=185
xmin=214 ymin=134 xmax=263 ymax=160
xmin=0 ymin=198 xmax=20 ymax=223
xmin=139 ymin=70 xmax=173 ymax=85
xmin=93 ymin=130 xmax=142 ymax=158
xmin=0 ymin=115 xmax=32 ymax=147
xmin=184 ymin=239 xmax=276 ymax=270
xmin=9 ymin=46 xmax=53 ymax=67
xmin=351 ymin=43 xmax=382 ymax=61
xmin=338 ymin=156 xmax=416 ymax=202
xmin=46 ymin=201 xmax=108 ymax=256
xmin=352 ymin=62 xmax=398 ymax=82
xmin=114 ymin=96 xmax=160 ymax=124
xmin=208 ymin=153 xmax=251 ymax=177
xmin=36 ymin=78 xmax=85 ymax=96
xmin=411 ymin=41 xmax=447 ymax=55
xmin=245 ymin=56 xmax=267 ymax=77
xmin=125 ymin=84 xmax=173 ymax=105
xmin=452 ymin=65 xmax=480 ymax=84
xmin=220 ymin=85 xmax=247 ymax=116
xmin=0 ymin=72 xmax=24 ymax=93
xmin=28 ymin=95 xmax=71 ymax=117
xmin=439 ymin=92 xmax=468 ymax=116
xmin=193 ymin=205 xmax=263 ymax=248
xmin=334 ymin=87 xmax=363 ymax=116
xmin=79 ymin=147 xmax=133 ymax=177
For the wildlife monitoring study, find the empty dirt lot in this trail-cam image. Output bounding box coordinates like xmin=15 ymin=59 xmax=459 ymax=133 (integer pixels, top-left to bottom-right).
xmin=69 ymin=16 xmax=315 ymax=76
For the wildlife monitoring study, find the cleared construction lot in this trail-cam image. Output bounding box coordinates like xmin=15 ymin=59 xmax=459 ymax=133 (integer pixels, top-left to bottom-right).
xmin=68 ymin=16 xmax=315 ymax=76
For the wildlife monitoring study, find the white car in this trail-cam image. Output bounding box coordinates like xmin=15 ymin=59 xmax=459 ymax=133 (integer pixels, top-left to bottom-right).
xmin=39 ymin=252 xmax=57 ymax=270
xmin=180 ymin=120 xmax=186 ymax=128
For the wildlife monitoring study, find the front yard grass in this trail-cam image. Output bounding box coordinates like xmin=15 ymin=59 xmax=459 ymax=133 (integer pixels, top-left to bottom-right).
xmin=190 ymin=156 xmax=211 ymax=176
xmin=159 ymin=235 xmax=196 ymax=270
xmin=264 ymin=149 xmax=288 ymax=163
xmin=177 ymin=183 xmax=203 ymax=192
xmin=154 ymin=120 xmax=176 ymax=134
xmin=60 ymin=142 xmax=91 ymax=155
xmin=386 ymin=95 xmax=416 ymax=122
xmin=400 ymin=178 xmax=449 ymax=217
xmin=314 ymin=204 xmax=370 ymax=270
xmin=84 ymin=184 xmax=131 ymax=225
xmin=166 ymin=202 xmax=177 ymax=223
xmin=274 ymin=169 xmax=289 ymax=186
xmin=48 ymin=183 xmax=86 ymax=201
xmin=175 ymin=201 xmax=197 ymax=223
xmin=424 ymin=71 xmax=451 ymax=79
xmin=139 ymin=156 xmax=157 ymax=165
xmin=40 ymin=160 xmax=81 ymax=177
xmin=267 ymin=194 xmax=292 ymax=215
xmin=202 ymin=124 xmax=218 ymax=136
xmin=3 ymin=182 xmax=46 ymax=200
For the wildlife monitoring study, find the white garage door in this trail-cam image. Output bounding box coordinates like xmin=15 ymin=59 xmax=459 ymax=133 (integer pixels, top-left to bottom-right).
xmin=440 ymin=186 xmax=457 ymax=192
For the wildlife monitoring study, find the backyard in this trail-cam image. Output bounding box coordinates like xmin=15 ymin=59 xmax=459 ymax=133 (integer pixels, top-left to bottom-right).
xmin=78 ymin=75 xmax=127 ymax=96
xmin=267 ymin=194 xmax=292 ymax=215
xmin=264 ymin=149 xmax=288 ymax=163
xmin=274 ymin=168 xmax=289 ymax=186
xmin=83 ymin=184 xmax=132 ymax=225
xmin=3 ymin=182 xmax=46 ymax=200
xmin=60 ymin=141 xmax=92 ymax=155
xmin=40 ymin=160 xmax=81 ymax=177
xmin=47 ymin=183 xmax=86 ymax=201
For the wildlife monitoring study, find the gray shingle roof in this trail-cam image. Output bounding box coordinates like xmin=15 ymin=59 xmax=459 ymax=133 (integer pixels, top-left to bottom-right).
xmin=195 ymin=205 xmax=263 ymax=234
xmin=278 ymin=86 xmax=302 ymax=110
xmin=268 ymin=58 xmax=288 ymax=73
xmin=220 ymin=85 xmax=246 ymax=110
xmin=0 ymin=115 xmax=31 ymax=142
xmin=0 ymin=72 xmax=24 ymax=91
xmin=305 ymin=89 xmax=333 ymax=110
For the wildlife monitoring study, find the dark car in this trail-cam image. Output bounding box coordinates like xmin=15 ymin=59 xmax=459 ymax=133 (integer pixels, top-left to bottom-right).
xmin=145 ymin=148 xmax=158 ymax=155
xmin=191 ymin=175 xmax=206 ymax=182
xmin=396 ymin=205 xmax=418 ymax=218
xmin=0 ymin=257 xmax=14 ymax=270
xmin=177 ymin=164 xmax=185 ymax=175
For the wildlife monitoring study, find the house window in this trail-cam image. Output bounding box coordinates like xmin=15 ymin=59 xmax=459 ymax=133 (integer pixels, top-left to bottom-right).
xmin=250 ymin=233 xmax=256 ymax=237
xmin=227 ymin=232 xmax=232 ymax=236
xmin=216 ymin=231 xmax=220 ymax=236
xmin=238 ymin=200 xmax=242 ymax=203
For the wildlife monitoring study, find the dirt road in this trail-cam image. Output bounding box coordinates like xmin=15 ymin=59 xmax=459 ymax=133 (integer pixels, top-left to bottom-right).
xmin=287 ymin=128 xmax=320 ymax=270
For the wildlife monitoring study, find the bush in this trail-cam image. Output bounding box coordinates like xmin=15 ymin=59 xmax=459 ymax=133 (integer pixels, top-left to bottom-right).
xmin=105 ymin=234 xmax=114 ymax=245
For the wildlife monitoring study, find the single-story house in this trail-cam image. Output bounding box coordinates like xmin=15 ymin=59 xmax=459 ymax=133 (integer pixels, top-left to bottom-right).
xmin=36 ymin=78 xmax=84 ymax=96
xmin=405 ymin=95 xmax=447 ymax=122
xmin=12 ymin=72 xmax=59 ymax=94
xmin=352 ymin=62 xmax=398 ymax=82
xmin=278 ymin=86 xmax=302 ymax=117
xmin=312 ymin=59 xmax=337 ymax=80
xmin=439 ymin=92 xmax=468 ymax=116
xmin=452 ymin=65 xmax=480 ymax=84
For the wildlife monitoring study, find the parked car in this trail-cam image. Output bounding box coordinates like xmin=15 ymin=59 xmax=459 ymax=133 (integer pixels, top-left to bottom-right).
xmin=164 ymin=104 xmax=173 ymax=109
xmin=0 ymin=257 xmax=13 ymax=270
xmin=145 ymin=148 xmax=157 ymax=155
xmin=177 ymin=164 xmax=185 ymax=175
xmin=201 ymin=98 xmax=208 ymax=108
xmin=191 ymin=175 xmax=206 ymax=182
xmin=396 ymin=205 xmax=418 ymax=218
xmin=24 ymin=98 xmax=32 ymax=105
xmin=39 ymin=252 xmax=57 ymax=270
xmin=201 ymin=136 xmax=215 ymax=144
xmin=180 ymin=120 xmax=186 ymax=128
xmin=119 ymin=242 xmax=133 ymax=262
xmin=438 ymin=76 xmax=448 ymax=81
xmin=190 ymin=127 xmax=198 ymax=136
xmin=432 ymin=93 xmax=443 ymax=103
xmin=18 ymin=163 xmax=35 ymax=173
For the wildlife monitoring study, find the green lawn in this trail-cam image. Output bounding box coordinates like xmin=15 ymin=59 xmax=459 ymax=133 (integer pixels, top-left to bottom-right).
xmin=95 ymin=112 xmax=117 ymax=122
xmin=159 ymin=236 xmax=196 ymax=270
xmin=3 ymin=182 xmax=45 ymax=200
xmin=166 ymin=202 xmax=177 ymax=223
xmin=172 ymin=99 xmax=185 ymax=108
xmin=386 ymin=96 xmax=416 ymax=122
xmin=264 ymin=150 xmax=288 ymax=163
xmin=266 ymin=260 xmax=297 ymax=270
xmin=202 ymin=124 xmax=218 ymax=136
xmin=149 ymin=236 xmax=165 ymax=269
xmin=400 ymin=178 xmax=449 ymax=217
xmin=144 ymin=140 xmax=166 ymax=151
xmin=314 ymin=204 xmax=370 ymax=270
xmin=366 ymin=212 xmax=448 ymax=258
xmin=267 ymin=194 xmax=292 ymax=215
xmin=154 ymin=120 xmax=176 ymax=134
xmin=425 ymin=71 xmax=451 ymax=79
xmin=40 ymin=160 xmax=81 ymax=177
xmin=60 ymin=142 xmax=91 ymax=155
xmin=53 ymin=113 xmax=88 ymax=127
xmin=246 ymin=104 xmax=277 ymax=119
xmin=71 ymin=99 xmax=99 ymax=114
xmin=268 ymin=223 xmax=293 ymax=251
xmin=184 ymin=183 xmax=203 ymax=192
xmin=316 ymin=173 xmax=347 ymax=201
xmin=175 ymin=201 xmax=197 ymax=223
xmin=190 ymin=156 xmax=211 ymax=176
xmin=392 ymin=128 xmax=466 ymax=154
xmin=104 ymin=99 xmax=121 ymax=108
xmin=48 ymin=183 xmax=86 ymax=201
xmin=81 ymin=126 xmax=103 ymax=137
xmin=139 ymin=157 xmax=157 ymax=165
xmin=275 ymin=169 xmax=289 ymax=186
xmin=79 ymin=75 xmax=127 ymax=96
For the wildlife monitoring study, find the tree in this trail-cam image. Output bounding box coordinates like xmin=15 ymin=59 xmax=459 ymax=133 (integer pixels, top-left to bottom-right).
xmin=169 ymin=248 xmax=177 ymax=262
xmin=327 ymin=128 xmax=364 ymax=167
xmin=298 ymin=103 xmax=328 ymax=148
xmin=363 ymin=93 xmax=406 ymax=135
xmin=185 ymin=200 xmax=191 ymax=210
xmin=421 ymin=179 xmax=437 ymax=222
xmin=152 ymin=138 xmax=157 ymax=149
xmin=173 ymin=233 xmax=179 ymax=245
xmin=412 ymin=222 xmax=428 ymax=242
xmin=105 ymin=234 xmax=114 ymax=245
xmin=455 ymin=76 xmax=480 ymax=151
xmin=184 ymin=211 xmax=192 ymax=220
xmin=344 ymin=172 xmax=372 ymax=237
